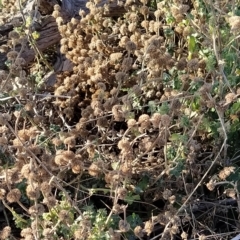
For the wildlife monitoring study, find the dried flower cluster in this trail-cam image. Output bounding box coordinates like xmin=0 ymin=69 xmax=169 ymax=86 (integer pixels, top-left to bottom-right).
xmin=0 ymin=0 xmax=240 ymax=239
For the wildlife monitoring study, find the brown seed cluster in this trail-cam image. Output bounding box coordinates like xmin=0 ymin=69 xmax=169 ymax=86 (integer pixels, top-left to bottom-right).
xmin=0 ymin=0 xmax=239 ymax=239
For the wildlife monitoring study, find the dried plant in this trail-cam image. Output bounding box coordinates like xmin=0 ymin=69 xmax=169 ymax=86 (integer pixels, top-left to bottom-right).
xmin=0 ymin=0 xmax=240 ymax=239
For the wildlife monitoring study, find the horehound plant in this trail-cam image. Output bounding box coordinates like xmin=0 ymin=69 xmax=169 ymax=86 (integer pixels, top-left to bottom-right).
xmin=0 ymin=0 xmax=240 ymax=239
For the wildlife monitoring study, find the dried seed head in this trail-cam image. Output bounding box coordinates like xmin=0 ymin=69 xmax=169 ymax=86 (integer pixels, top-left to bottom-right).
xmin=175 ymin=13 xmax=184 ymax=22
xmin=171 ymin=215 xmax=181 ymax=226
xmin=64 ymin=136 xmax=76 ymax=148
xmin=26 ymin=183 xmax=40 ymax=200
xmin=52 ymin=10 xmax=61 ymax=18
xmin=122 ymin=57 xmax=133 ymax=71
xmin=118 ymin=138 xmax=131 ymax=151
xmin=141 ymin=19 xmax=149 ymax=30
xmin=0 ymin=113 xmax=10 ymax=123
xmin=206 ymin=180 xmax=216 ymax=191
xmin=225 ymin=188 xmax=236 ymax=199
xmin=58 ymin=209 xmax=71 ymax=223
xmin=112 ymin=204 xmax=122 ymax=214
xmin=0 ymin=226 xmax=11 ymax=239
xmin=20 ymin=228 xmax=33 ymax=238
xmin=74 ymin=229 xmax=84 ymax=240
xmin=43 ymin=196 xmax=57 ymax=209
xmin=181 ymin=231 xmax=188 ymax=240
xmin=180 ymin=4 xmax=190 ymax=14
xmin=175 ymin=25 xmax=183 ymax=34
xmin=18 ymin=129 xmax=30 ymax=141
xmin=15 ymin=57 xmax=26 ymax=67
xmin=42 ymin=228 xmax=51 ymax=238
xmin=140 ymin=5 xmax=149 ymax=17
xmin=154 ymin=9 xmax=163 ymax=19
xmin=52 ymin=137 xmax=63 ymax=147
xmin=54 ymin=4 xmax=61 ymax=11
xmin=0 ymin=188 xmax=6 ymax=200
xmin=161 ymin=114 xmax=171 ymax=127
xmin=58 ymin=24 xmax=67 ymax=33
xmin=7 ymin=188 xmax=21 ymax=203
xmin=29 ymin=204 xmax=45 ymax=216
xmin=163 ymin=189 xmax=172 ymax=200
xmin=97 ymin=117 xmax=108 ymax=128
xmin=138 ymin=114 xmax=150 ymax=124
xmin=131 ymin=85 xmax=142 ymax=96
xmin=71 ymin=17 xmax=79 ymax=25
xmin=117 ymin=187 xmax=127 ymax=199
xmin=110 ymin=52 xmax=123 ymax=63
xmin=150 ymin=112 xmax=161 ymax=128
xmin=198 ymin=59 xmax=206 ymax=69
xmin=115 ymin=71 xmax=127 ymax=82
xmin=0 ymin=70 xmax=7 ymax=80
xmin=79 ymin=9 xmax=86 ymax=17
xmin=139 ymin=0 xmax=148 ymax=5
xmin=187 ymin=58 xmax=199 ymax=71
xmin=225 ymin=92 xmax=236 ymax=104
xmin=87 ymin=145 xmax=95 ymax=159
xmin=105 ymin=170 xmax=123 ymax=185
xmin=54 ymin=150 xmax=75 ymax=166
xmin=0 ymin=136 xmax=8 ymax=145
xmin=119 ymin=219 xmax=130 ymax=232
xmin=119 ymin=23 xmax=128 ymax=36
xmin=219 ymin=166 xmax=235 ymax=180
xmin=128 ymin=23 xmax=137 ymax=32
xmin=125 ymin=41 xmax=137 ymax=52
xmin=40 ymin=182 xmax=52 ymax=196
xmin=157 ymin=214 xmax=168 ymax=225
xmin=138 ymin=114 xmax=151 ymax=129
xmin=134 ymin=226 xmax=144 ymax=238
xmin=7 ymin=168 xmax=20 ymax=184
xmin=21 ymin=164 xmax=32 ymax=179
xmin=127 ymin=118 xmax=137 ymax=128
xmin=60 ymin=44 xmax=68 ymax=54
xmin=119 ymin=36 xmax=130 ymax=47
xmin=170 ymin=225 xmax=179 ymax=234
xmin=199 ymin=83 xmax=212 ymax=94
xmin=176 ymin=57 xmax=187 ymax=70
xmin=120 ymin=162 xmax=132 ymax=177
xmin=7 ymin=50 xmax=18 ymax=60
xmin=71 ymin=155 xmax=83 ymax=174
xmin=199 ymin=235 xmax=207 ymax=240
xmin=88 ymin=162 xmax=101 ymax=177
xmin=9 ymin=31 xmax=20 ymax=40
xmin=112 ymin=105 xmax=125 ymax=121
xmin=183 ymin=26 xmax=192 ymax=37
xmin=168 ymin=195 xmax=176 ymax=204
xmin=229 ymin=16 xmax=240 ymax=33
xmin=144 ymin=220 xmax=154 ymax=236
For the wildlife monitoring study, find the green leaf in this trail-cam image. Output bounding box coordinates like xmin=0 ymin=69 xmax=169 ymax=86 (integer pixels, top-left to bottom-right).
xmin=169 ymin=133 xmax=188 ymax=143
xmin=148 ymin=101 xmax=157 ymax=114
xmin=230 ymin=101 xmax=240 ymax=115
xmin=180 ymin=115 xmax=190 ymax=128
xmin=158 ymin=102 xmax=169 ymax=114
xmin=188 ymin=35 xmax=196 ymax=53
xmin=224 ymin=167 xmax=240 ymax=194
xmin=205 ymin=54 xmax=217 ymax=72
xmin=169 ymin=160 xmax=185 ymax=177
xmin=127 ymin=213 xmax=143 ymax=228
xmin=12 ymin=210 xmax=29 ymax=229
xmin=133 ymin=175 xmax=150 ymax=194
xmin=50 ymin=124 xmax=61 ymax=132
xmin=124 ymin=194 xmax=140 ymax=205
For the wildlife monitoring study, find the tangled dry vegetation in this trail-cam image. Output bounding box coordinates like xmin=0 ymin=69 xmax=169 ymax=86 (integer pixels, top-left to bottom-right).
xmin=1 ymin=0 xmax=240 ymax=239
